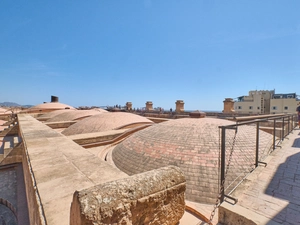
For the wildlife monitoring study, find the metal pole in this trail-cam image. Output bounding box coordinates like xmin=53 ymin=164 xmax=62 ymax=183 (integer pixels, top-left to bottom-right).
xmin=273 ymin=119 xmax=276 ymax=150
xmin=288 ymin=116 xmax=290 ymax=134
xmin=255 ymin=121 xmax=259 ymax=167
xmin=282 ymin=117 xmax=285 ymax=140
xmin=220 ymin=126 xmax=226 ymax=203
xmin=293 ymin=115 xmax=296 ymax=129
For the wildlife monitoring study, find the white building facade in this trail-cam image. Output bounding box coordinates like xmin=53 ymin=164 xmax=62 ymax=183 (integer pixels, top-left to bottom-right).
xmin=270 ymin=93 xmax=299 ymax=114
xmin=234 ymin=90 xmax=299 ymax=114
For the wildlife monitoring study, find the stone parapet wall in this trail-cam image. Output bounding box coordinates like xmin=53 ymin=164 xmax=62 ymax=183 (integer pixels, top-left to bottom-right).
xmin=21 ymin=140 xmax=46 ymax=225
xmin=70 ymin=166 xmax=186 ymax=225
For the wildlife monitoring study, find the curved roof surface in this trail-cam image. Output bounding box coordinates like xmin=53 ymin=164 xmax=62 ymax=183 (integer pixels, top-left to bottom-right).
xmin=0 ymin=108 xmax=8 ymax=114
xmin=112 ymin=118 xmax=274 ymax=204
xmin=91 ymin=108 xmax=109 ymax=113
xmin=46 ymin=110 xmax=104 ymax=122
xmin=37 ymin=109 xmax=77 ymax=119
xmin=0 ymin=119 xmax=7 ymax=131
xmin=62 ymin=112 xmax=153 ymax=136
xmin=29 ymin=102 xmax=75 ymax=110
xmin=0 ymin=107 xmax=18 ymax=115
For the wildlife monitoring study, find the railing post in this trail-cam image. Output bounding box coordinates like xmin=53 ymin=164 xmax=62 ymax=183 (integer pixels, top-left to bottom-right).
xmin=282 ymin=117 xmax=285 ymax=140
xmin=273 ymin=119 xmax=276 ymax=150
xmin=255 ymin=121 xmax=259 ymax=167
xmin=288 ymin=116 xmax=290 ymax=134
xmin=220 ymin=126 xmax=226 ymax=203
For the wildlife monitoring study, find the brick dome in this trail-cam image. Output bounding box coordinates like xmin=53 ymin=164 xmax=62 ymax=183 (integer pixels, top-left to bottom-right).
xmin=46 ymin=110 xmax=105 ymax=122
xmin=62 ymin=112 xmax=153 ymax=136
xmin=38 ymin=109 xmax=77 ymax=119
xmin=30 ymin=102 xmax=75 ymax=110
xmin=112 ymin=118 xmax=274 ymax=204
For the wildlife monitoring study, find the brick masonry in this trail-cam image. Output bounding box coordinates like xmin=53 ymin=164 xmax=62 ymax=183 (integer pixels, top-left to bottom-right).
xmin=112 ymin=118 xmax=274 ymax=204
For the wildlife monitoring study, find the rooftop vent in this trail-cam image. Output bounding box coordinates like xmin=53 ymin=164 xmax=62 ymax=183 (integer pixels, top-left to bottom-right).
xmin=51 ymin=96 xmax=59 ymax=103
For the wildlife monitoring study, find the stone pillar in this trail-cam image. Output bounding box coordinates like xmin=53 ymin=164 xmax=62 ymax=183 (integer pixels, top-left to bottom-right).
xmin=145 ymin=101 xmax=153 ymax=111
xmin=223 ymin=98 xmax=235 ymax=113
xmin=70 ymin=166 xmax=186 ymax=225
xmin=126 ymin=102 xmax=132 ymax=111
xmin=175 ymin=100 xmax=184 ymax=113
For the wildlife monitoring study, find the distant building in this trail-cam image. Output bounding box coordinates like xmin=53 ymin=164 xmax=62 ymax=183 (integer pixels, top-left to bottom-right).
xmin=270 ymin=93 xmax=299 ymax=114
xmin=234 ymin=90 xmax=274 ymax=114
xmin=233 ymin=90 xmax=299 ymax=114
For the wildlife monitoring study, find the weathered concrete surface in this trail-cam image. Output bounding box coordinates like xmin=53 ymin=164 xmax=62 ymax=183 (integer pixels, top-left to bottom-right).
xmin=44 ymin=121 xmax=77 ymax=129
xmin=0 ymin=142 xmax=23 ymax=166
xmin=18 ymin=114 xmax=128 ymax=225
xmin=68 ymin=129 xmax=128 ymax=145
xmin=218 ymin=127 xmax=300 ymax=225
xmin=219 ymin=202 xmax=281 ymax=225
xmin=70 ymin=166 xmax=186 ymax=225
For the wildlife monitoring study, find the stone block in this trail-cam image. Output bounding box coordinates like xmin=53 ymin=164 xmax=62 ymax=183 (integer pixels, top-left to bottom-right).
xmin=70 ymin=166 xmax=186 ymax=225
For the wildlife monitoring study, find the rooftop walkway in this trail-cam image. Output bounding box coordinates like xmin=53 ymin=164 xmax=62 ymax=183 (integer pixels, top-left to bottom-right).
xmin=18 ymin=114 xmax=128 ymax=225
xmin=221 ymin=127 xmax=300 ymax=225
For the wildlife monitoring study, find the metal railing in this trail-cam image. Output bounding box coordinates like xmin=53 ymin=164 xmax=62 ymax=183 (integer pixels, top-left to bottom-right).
xmin=218 ymin=113 xmax=297 ymax=203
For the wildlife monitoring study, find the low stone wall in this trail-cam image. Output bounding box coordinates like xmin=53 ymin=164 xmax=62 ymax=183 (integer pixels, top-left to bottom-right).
xmin=21 ymin=141 xmax=46 ymax=225
xmin=70 ymin=166 xmax=186 ymax=225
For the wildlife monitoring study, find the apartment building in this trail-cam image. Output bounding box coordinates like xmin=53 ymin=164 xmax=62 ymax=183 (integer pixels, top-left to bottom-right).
xmin=234 ymin=90 xmax=274 ymax=114
xmin=270 ymin=93 xmax=299 ymax=114
xmin=234 ymin=90 xmax=299 ymax=114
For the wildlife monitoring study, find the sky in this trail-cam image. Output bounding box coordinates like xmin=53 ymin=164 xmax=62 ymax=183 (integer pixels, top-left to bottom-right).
xmin=0 ymin=0 xmax=300 ymax=111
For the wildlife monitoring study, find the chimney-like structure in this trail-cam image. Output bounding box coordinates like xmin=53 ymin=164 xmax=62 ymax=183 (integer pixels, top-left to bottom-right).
xmin=189 ymin=110 xmax=206 ymax=118
xmin=126 ymin=102 xmax=132 ymax=110
xmin=51 ymin=96 xmax=59 ymax=103
xmin=223 ymin=98 xmax=235 ymax=113
xmin=145 ymin=101 xmax=153 ymax=111
xmin=175 ymin=100 xmax=184 ymax=113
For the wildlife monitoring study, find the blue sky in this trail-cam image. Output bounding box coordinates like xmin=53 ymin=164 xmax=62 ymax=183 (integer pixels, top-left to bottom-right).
xmin=1 ymin=0 xmax=299 ymax=111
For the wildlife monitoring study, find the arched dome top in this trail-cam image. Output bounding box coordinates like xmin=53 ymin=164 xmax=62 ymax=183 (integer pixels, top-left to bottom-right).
xmin=62 ymin=112 xmax=153 ymax=136
xmin=112 ymin=118 xmax=274 ymax=204
xmin=30 ymin=102 xmax=75 ymax=110
xmin=37 ymin=109 xmax=77 ymax=119
xmin=90 ymin=108 xmax=109 ymax=113
xmin=46 ymin=110 xmax=103 ymax=122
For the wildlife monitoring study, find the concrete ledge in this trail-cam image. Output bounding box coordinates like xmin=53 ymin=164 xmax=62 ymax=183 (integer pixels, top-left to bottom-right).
xmin=146 ymin=117 xmax=170 ymax=123
xmin=18 ymin=114 xmax=128 ymax=225
xmin=0 ymin=142 xmax=23 ymax=166
xmin=68 ymin=129 xmax=128 ymax=145
xmin=70 ymin=166 xmax=186 ymax=225
xmin=44 ymin=121 xmax=77 ymax=129
xmin=218 ymin=201 xmax=281 ymax=225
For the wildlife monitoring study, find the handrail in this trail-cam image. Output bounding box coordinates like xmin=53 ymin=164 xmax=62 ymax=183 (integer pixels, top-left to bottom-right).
xmin=233 ymin=113 xmax=295 ymax=122
xmin=218 ymin=113 xmax=297 ymax=204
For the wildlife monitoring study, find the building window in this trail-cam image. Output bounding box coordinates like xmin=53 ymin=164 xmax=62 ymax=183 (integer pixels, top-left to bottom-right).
xmin=238 ymin=106 xmax=242 ymax=109
xmin=257 ymin=107 xmax=260 ymax=109
xmin=284 ymin=106 xmax=288 ymax=110
xmin=249 ymin=106 xmax=253 ymax=110
xmin=272 ymin=106 xmax=277 ymax=110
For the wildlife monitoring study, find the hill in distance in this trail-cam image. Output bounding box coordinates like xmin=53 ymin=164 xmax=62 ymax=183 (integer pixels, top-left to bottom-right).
xmin=0 ymin=102 xmax=33 ymax=108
